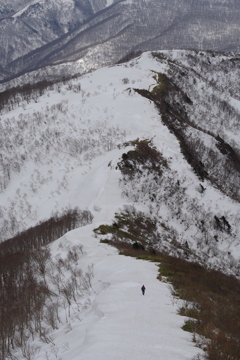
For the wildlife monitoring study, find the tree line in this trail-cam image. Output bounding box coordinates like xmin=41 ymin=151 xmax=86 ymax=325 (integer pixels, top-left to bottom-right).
xmin=0 ymin=208 xmax=93 ymax=255
xmin=0 ymin=207 xmax=93 ymax=360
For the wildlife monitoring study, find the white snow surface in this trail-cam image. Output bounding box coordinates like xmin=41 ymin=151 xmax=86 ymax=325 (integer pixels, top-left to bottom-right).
xmin=36 ymin=225 xmax=202 ymax=360
xmin=1 ymin=51 xmax=240 ymax=264
xmin=1 ymin=50 xmax=240 ymax=358
xmin=0 ymin=51 xmax=206 ymax=359
xmin=106 ymin=0 xmax=114 ymax=6
xmin=0 ymin=52 xmax=169 ymax=233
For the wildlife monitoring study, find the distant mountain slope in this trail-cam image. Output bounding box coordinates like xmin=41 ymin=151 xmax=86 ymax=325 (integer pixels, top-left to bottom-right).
xmin=0 ymin=50 xmax=240 ymax=277
xmin=1 ymin=0 xmax=240 ymax=83
xmin=0 ymin=0 xmax=110 ymax=80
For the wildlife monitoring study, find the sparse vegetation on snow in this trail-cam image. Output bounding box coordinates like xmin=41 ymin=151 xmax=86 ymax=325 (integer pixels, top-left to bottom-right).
xmin=0 ymin=49 xmax=240 ymax=360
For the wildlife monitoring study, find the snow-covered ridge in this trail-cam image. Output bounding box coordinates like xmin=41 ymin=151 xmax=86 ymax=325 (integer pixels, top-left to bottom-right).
xmin=1 ymin=48 xmax=240 ymax=360
xmin=0 ymin=50 xmax=240 ymax=277
xmin=1 ymin=221 xmax=203 ymax=360
xmin=1 ymin=0 xmax=240 ymax=83
xmin=43 ymin=225 xmax=201 ymax=360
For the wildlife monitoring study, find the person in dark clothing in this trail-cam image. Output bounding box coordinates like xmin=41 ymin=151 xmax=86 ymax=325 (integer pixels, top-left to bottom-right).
xmin=141 ymin=285 xmax=146 ymax=295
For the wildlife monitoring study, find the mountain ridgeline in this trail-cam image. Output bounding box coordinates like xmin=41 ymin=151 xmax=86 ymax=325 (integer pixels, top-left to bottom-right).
xmin=1 ymin=0 xmax=240 ymax=84
xmin=0 ymin=31 xmax=240 ymax=358
xmin=0 ymin=49 xmax=240 ymax=278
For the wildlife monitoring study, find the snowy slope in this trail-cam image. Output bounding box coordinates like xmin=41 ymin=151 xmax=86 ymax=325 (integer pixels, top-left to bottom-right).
xmin=1 ymin=50 xmax=240 ymax=277
xmin=1 ymin=49 xmax=240 ymax=360
xmin=1 ymin=98 xmax=204 ymax=359
xmin=1 ymin=0 xmax=240 ymax=83
xmin=0 ymin=52 xmax=167 ymax=237
xmin=1 ymin=155 xmax=203 ymax=360
xmin=31 ymin=224 xmax=201 ymax=360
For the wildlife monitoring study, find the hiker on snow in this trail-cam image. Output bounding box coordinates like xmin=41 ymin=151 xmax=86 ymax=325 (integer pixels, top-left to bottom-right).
xmin=141 ymin=285 xmax=146 ymax=295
